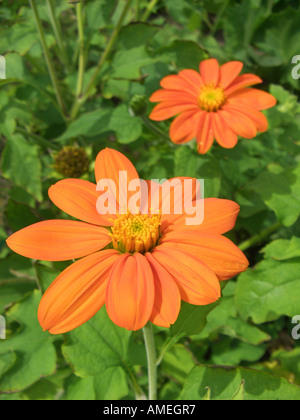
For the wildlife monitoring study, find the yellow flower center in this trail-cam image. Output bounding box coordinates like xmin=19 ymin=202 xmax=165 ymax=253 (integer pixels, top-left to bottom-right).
xmin=111 ymin=212 xmax=161 ymax=254
xmin=198 ymin=84 xmax=226 ymax=112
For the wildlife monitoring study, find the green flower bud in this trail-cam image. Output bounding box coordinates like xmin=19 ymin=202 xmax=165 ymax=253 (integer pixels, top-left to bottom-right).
xmin=129 ymin=95 xmax=148 ymax=117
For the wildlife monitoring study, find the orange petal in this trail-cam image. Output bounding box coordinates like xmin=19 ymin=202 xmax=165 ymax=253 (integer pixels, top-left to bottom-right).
xmin=169 ymin=111 xmax=198 ymax=144
xmin=152 ymin=247 xmax=220 ymax=305
xmin=227 ymin=88 xmax=277 ymax=110
xmin=159 ymin=232 xmax=249 ymax=280
xmin=140 ymin=178 xmax=201 ymax=224
xmin=139 ymin=179 xmax=161 ymax=215
xmin=49 ymin=179 xmax=113 ymax=227
xmin=219 ymin=61 xmax=243 ymax=89
xmin=6 ymin=220 xmax=112 ymax=261
xmin=225 ymin=74 xmax=263 ymax=95
xmin=211 ymin=112 xmax=238 ymax=148
xmin=159 ymin=74 xmax=198 ymax=96
xmin=95 ymin=148 xmax=140 ymax=212
xmin=178 ymin=69 xmax=204 ymax=92
xmin=160 ymin=177 xmax=201 ymax=217
xmin=106 ymin=253 xmax=155 ymax=331
xmin=149 ymin=101 xmax=198 ymax=121
xmin=196 ymin=112 xmax=215 ymax=154
xmin=150 ymin=89 xmax=197 ymax=103
xmin=225 ymin=105 xmax=268 ymax=132
xmin=146 ymin=252 xmax=181 ymax=328
xmin=162 ymin=198 xmax=240 ymax=235
xmin=220 ymin=108 xmax=257 ymax=139
xmin=199 ymin=59 xmax=220 ymax=86
xmin=38 ymin=250 xmax=120 ymax=334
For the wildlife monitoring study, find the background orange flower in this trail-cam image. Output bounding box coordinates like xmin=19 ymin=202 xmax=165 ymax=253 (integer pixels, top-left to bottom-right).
xmin=149 ymin=58 xmax=277 ymax=154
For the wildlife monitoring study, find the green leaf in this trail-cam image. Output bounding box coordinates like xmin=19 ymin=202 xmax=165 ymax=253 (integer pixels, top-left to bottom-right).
xmin=262 ymin=237 xmax=300 ymax=261
xmin=210 ymin=338 xmax=265 ymax=366
xmin=1 ymin=134 xmax=43 ymax=202
xmin=0 ymin=290 xmax=56 ymax=392
xmin=235 ymin=257 xmax=300 ymax=324
xmin=111 ymin=23 xmax=159 ymax=79
xmin=157 ymin=301 xmax=220 ymax=365
xmin=254 ymin=8 xmax=300 ymax=69
xmin=0 ymin=351 xmax=16 ymax=378
xmin=197 ymin=156 xmax=222 ymax=198
xmin=232 ymin=380 xmax=245 ymax=400
xmin=180 ymin=365 xmax=300 ymax=400
xmin=0 ymin=281 xmax=35 ymax=315
xmin=109 ymin=104 xmax=143 ymax=144
xmin=57 ymin=108 xmax=112 ymax=142
xmin=159 ymin=40 xmax=208 ymax=71
xmin=202 ymin=387 xmax=211 ymax=400
xmin=174 ymin=146 xmax=198 ymax=178
xmin=170 ymin=301 xmax=220 ymax=339
xmin=199 ymin=283 xmax=270 ymax=345
xmin=64 ymin=367 xmax=129 ymax=400
xmin=271 ymin=348 xmax=300 ymax=384
xmin=85 ymin=0 xmax=118 ymax=29
xmin=161 ymin=344 xmax=195 ymax=384
xmin=62 ymin=307 xmax=132 ymax=377
xmin=249 ymin=163 xmax=300 ymax=227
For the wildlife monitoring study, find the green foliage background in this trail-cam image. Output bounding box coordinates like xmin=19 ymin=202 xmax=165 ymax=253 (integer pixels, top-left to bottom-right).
xmin=1 ymin=0 xmax=300 ymax=400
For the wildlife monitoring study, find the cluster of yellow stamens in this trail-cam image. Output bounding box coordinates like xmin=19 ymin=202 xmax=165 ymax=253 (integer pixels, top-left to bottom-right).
xmin=111 ymin=212 xmax=161 ymax=254
xmin=198 ymin=84 xmax=226 ymax=112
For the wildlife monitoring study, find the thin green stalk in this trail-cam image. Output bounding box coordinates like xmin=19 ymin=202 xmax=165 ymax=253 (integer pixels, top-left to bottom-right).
xmin=142 ymin=323 xmax=157 ymax=401
xmin=15 ymin=127 xmax=61 ymax=150
xmin=30 ymin=0 xmax=66 ymax=115
xmin=46 ymin=0 xmax=69 ymax=67
xmin=141 ymin=115 xmax=170 ymax=141
xmin=141 ymin=0 xmax=159 ymax=22
xmin=135 ymin=0 xmax=141 ymax=21
xmin=70 ymin=0 xmax=133 ymax=120
xmin=211 ymin=0 xmax=230 ymax=35
xmin=238 ymin=222 xmax=282 ymax=252
xmin=76 ymin=1 xmax=85 ymax=97
xmin=123 ymin=362 xmax=147 ymax=400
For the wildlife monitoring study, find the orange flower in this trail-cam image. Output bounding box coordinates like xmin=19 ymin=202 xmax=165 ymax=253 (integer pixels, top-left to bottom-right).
xmin=149 ymin=58 xmax=277 ymax=154
xmin=6 ymin=148 xmax=248 ymax=334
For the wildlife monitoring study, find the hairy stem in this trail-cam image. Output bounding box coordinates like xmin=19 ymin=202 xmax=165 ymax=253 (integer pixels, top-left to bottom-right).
xmin=238 ymin=222 xmax=283 ymax=252
xmin=70 ymin=0 xmax=133 ymax=120
xmin=142 ymin=322 xmax=157 ymax=400
xmin=76 ymin=1 xmax=85 ymax=97
xmin=141 ymin=115 xmax=170 ymax=141
xmin=46 ymin=0 xmax=69 ymax=67
xmin=141 ymin=0 xmax=159 ymax=22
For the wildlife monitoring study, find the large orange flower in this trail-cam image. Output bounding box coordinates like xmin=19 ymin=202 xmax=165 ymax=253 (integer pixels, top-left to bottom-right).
xmin=149 ymin=58 xmax=277 ymax=154
xmin=6 ymin=148 xmax=248 ymax=334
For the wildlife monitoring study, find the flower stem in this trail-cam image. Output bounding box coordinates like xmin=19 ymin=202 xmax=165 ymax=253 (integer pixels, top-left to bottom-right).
xmin=141 ymin=0 xmax=159 ymax=22
xmin=135 ymin=0 xmax=141 ymax=20
xmin=15 ymin=127 xmax=60 ymax=150
xmin=30 ymin=0 xmax=66 ymax=115
xmin=123 ymin=362 xmax=147 ymax=400
xmin=70 ymin=0 xmax=133 ymax=120
xmin=76 ymin=1 xmax=85 ymax=97
xmin=46 ymin=0 xmax=69 ymax=68
xmin=238 ymin=221 xmax=282 ymax=252
xmin=211 ymin=0 xmax=230 ymax=35
xmin=142 ymin=322 xmax=157 ymax=400
xmin=141 ymin=115 xmax=170 ymax=141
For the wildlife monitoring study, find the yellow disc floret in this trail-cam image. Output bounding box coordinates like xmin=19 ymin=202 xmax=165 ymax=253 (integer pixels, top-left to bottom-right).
xmin=198 ymin=84 xmax=226 ymax=112
xmin=111 ymin=212 xmax=161 ymax=253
